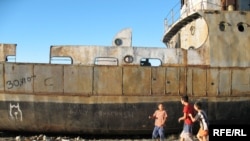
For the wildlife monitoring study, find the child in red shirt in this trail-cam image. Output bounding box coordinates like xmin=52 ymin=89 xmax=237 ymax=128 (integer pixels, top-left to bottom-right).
xmin=178 ymin=95 xmax=195 ymax=141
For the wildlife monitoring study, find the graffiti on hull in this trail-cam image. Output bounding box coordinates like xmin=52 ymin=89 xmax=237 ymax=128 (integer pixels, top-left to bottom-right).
xmin=9 ymin=103 xmax=23 ymax=121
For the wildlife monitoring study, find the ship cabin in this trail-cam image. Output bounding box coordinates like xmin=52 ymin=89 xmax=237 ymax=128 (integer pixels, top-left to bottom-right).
xmin=1 ymin=1 xmax=250 ymax=69
xmin=163 ymin=0 xmax=250 ymax=67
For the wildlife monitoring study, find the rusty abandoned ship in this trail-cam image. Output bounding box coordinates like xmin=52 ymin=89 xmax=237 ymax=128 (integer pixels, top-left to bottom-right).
xmin=0 ymin=0 xmax=250 ymax=135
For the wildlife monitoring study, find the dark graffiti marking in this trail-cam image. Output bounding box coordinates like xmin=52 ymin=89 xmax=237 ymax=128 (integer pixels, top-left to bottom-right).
xmin=44 ymin=77 xmax=53 ymax=86
xmin=67 ymin=104 xmax=135 ymax=119
xmin=6 ymin=75 xmax=36 ymax=89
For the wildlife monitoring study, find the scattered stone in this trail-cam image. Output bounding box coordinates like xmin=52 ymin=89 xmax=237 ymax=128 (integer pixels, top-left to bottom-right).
xmin=15 ymin=136 xmax=21 ymax=141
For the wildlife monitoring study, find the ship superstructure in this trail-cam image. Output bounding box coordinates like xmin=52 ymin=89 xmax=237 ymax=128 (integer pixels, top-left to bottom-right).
xmin=0 ymin=0 xmax=249 ymax=135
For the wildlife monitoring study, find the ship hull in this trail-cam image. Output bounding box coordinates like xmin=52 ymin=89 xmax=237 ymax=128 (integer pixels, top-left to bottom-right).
xmin=0 ymin=94 xmax=249 ymax=135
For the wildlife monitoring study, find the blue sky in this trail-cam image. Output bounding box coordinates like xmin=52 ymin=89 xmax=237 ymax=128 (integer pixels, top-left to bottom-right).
xmin=0 ymin=0 xmax=178 ymax=63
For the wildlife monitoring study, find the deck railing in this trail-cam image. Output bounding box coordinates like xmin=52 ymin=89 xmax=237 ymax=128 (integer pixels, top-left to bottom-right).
xmin=164 ymin=0 xmax=222 ymax=32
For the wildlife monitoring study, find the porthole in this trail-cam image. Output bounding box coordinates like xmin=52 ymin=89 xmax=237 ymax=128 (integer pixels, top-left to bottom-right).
xmin=237 ymin=23 xmax=245 ymax=32
xmin=124 ymin=55 xmax=133 ymax=63
xmin=188 ymin=46 xmax=195 ymax=50
xmin=114 ymin=38 xmax=123 ymax=46
xmin=219 ymin=22 xmax=225 ymax=31
xmin=190 ymin=26 xmax=195 ymax=35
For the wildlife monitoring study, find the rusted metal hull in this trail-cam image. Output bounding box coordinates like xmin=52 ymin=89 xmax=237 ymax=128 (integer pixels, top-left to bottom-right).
xmin=0 ymin=62 xmax=250 ymax=134
xmin=0 ymin=94 xmax=249 ymax=134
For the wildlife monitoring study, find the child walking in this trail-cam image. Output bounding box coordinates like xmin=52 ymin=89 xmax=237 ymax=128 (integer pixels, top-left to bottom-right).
xmin=178 ymin=95 xmax=195 ymax=141
xmin=189 ymin=101 xmax=209 ymax=141
xmin=149 ymin=103 xmax=168 ymax=141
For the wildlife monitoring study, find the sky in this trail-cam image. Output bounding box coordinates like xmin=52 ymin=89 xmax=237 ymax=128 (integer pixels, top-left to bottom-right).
xmin=0 ymin=0 xmax=179 ymax=63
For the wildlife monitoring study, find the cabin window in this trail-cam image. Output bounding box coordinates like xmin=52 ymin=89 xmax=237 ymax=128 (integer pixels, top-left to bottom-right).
xmin=237 ymin=22 xmax=249 ymax=32
xmin=50 ymin=57 xmax=72 ymax=64
xmin=238 ymin=24 xmax=244 ymax=32
xmin=95 ymin=57 xmax=118 ymax=66
xmin=188 ymin=46 xmax=195 ymax=50
xmin=6 ymin=56 xmax=16 ymax=62
xmin=219 ymin=21 xmax=230 ymax=31
xmin=190 ymin=26 xmax=195 ymax=35
xmin=114 ymin=38 xmax=123 ymax=46
xmin=124 ymin=55 xmax=133 ymax=63
xmin=219 ymin=23 xmax=225 ymax=31
xmin=140 ymin=58 xmax=162 ymax=67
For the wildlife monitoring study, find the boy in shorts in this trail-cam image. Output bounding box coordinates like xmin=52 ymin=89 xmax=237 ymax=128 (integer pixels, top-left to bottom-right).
xmin=178 ymin=95 xmax=194 ymax=141
xmin=189 ymin=101 xmax=209 ymax=141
